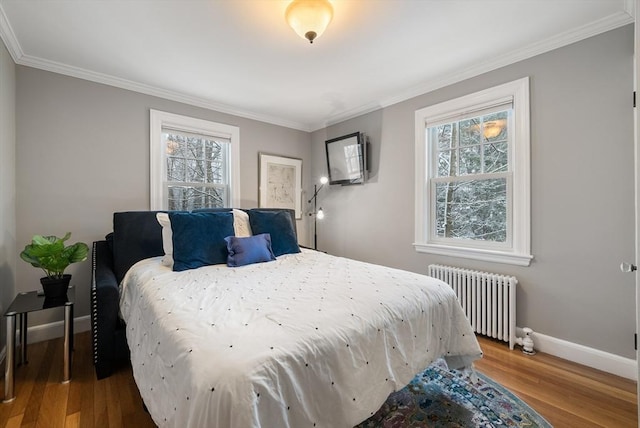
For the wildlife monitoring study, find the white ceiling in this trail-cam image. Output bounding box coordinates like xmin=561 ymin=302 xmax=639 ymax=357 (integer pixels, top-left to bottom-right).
xmin=0 ymin=0 xmax=633 ymax=131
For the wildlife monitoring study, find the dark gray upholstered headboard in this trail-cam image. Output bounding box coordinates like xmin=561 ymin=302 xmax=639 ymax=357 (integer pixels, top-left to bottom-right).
xmin=111 ymin=208 xmax=296 ymax=284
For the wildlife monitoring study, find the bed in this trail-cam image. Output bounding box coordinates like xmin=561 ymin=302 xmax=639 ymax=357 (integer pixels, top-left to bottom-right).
xmin=92 ymin=208 xmax=482 ymax=427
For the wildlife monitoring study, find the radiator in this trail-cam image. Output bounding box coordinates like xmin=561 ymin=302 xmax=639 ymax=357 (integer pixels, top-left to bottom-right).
xmin=428 ymin=264 xmax=518 ymax=350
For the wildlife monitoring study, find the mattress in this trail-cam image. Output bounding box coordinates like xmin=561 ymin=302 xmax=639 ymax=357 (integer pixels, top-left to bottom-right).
xmin=120 ymin=249 xmax=482 ymax=427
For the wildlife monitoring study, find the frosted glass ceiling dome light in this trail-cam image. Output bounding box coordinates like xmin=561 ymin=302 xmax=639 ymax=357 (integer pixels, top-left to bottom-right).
xmin=285 ymin=0 xmax=334 ymax=44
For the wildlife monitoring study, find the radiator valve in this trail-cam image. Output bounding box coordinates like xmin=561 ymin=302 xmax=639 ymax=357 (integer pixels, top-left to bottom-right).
xmin=515 ymin=327 xmax=536 ymax=355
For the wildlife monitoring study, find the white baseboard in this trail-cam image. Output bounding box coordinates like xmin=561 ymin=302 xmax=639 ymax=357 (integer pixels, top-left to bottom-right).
xmin=21 ymin=315 xmax=91 ymax=345
xmin=516 ymin=327 xmax=637 ymax=380
xmin=0 ymin=316 xmax=90 ymax=366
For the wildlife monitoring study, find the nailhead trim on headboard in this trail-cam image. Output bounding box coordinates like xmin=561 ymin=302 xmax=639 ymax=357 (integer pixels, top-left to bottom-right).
xmin=91 ymin=241 xmax=98 ymax=365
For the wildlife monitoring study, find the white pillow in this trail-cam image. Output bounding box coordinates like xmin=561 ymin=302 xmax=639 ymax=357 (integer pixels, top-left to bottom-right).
xmin=156 ymin=212 xmax=174 ymax=267
xmin=233 ymin=209 xmax=252 ymax=237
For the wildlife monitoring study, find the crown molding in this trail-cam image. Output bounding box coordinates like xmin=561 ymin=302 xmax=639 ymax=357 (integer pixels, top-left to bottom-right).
xmin=624 ymin=0 xmax=635 ymax=18
xmin=0 ymin=4 xmax=23 ymax=62
xmin=16 ymin=54 xmax=312 ymax=132
xmin=313 ymin=9 xmax=634 ymax=131
xmin=310 ymin=101 xmax=383 ymax=131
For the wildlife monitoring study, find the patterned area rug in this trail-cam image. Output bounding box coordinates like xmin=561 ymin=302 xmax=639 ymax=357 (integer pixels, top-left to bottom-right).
xmin=356 ymin=360 xmax=552 ymax=428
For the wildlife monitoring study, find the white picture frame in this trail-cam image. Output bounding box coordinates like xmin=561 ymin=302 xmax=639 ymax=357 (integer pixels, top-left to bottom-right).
xmin=259 ymin=153 xmax=303 ymax=219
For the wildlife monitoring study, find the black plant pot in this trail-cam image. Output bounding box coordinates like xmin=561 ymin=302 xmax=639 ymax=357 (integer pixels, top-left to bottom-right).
xmin=40 ymin=274 xmax=71 ymax=300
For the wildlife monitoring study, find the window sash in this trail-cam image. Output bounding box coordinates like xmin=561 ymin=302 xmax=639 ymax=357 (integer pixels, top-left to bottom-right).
xmin=428 ymin=172 xmax=512 ymax=250
xmin=428 ymin=109 xmax=512 ymax=179
xmin=165 ymin=181 xmax=229 ymax=188
xmin=425 ymin=97 xmax=512 ymax=129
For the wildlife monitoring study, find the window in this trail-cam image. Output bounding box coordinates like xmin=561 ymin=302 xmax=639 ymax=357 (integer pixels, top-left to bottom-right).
xmin=414 ymin=77 xmax=532 ymax=266
xmin=150 ymin=110 xmax=240 ymax=210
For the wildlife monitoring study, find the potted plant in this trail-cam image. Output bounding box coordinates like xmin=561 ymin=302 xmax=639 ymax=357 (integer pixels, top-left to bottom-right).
xmin=20 ymin=233 xmax=89 ymax=299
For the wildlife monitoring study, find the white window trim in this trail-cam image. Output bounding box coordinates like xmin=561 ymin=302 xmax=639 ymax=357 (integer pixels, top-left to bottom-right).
xmin=150 ymin=109 xmax=241 ymax=210
xmin=414 ymin=77 xmax=532 ymax=266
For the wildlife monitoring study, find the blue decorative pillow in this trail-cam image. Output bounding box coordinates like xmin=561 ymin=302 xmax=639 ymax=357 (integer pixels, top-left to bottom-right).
xmin=225 ymin=234 xmax=276 ymax=267
xmin=169 ymin=211 xmax=235 ymax=271
xmin=248 ymin=210 xmax=300 ymax=257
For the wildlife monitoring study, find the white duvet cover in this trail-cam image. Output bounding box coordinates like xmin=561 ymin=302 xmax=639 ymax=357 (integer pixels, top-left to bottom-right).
xmin=120 ymin=249 xmax=482 ymax=428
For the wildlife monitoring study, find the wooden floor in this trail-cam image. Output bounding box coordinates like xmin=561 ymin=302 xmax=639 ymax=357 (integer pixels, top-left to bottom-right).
xmin=0 ymin=332 xmax=635 ymax=427
xmin=0 ymin=331 xmax=154 ymax=428
xmin=474 ymin=338 xmax=637 ymax=427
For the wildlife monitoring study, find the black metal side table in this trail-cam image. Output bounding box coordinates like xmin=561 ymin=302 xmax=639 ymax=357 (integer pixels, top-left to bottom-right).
xmin=3 ymin=286 xmax=74 ymax=403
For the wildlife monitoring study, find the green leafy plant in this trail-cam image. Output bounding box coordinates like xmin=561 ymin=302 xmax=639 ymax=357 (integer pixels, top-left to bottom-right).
xmin=20 ymin=233 xmax=89 ymax=279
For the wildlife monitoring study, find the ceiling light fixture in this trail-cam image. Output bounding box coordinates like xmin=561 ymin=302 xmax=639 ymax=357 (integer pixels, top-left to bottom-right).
xmin=285 ymin=0 xmax=333 ymax=44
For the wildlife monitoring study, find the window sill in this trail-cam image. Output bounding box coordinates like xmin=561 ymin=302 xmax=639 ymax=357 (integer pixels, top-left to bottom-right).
xmin=413 ymin=243 xmax=533 ymax=266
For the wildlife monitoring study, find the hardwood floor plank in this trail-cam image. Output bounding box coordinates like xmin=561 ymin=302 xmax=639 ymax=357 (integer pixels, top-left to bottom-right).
xmin=92 ymin=378 xmax=108 ymax=428
xmin=36 ymin=338 xmax=70 ymax=428
xmin=65 ymin=334 xmax=87 ymax=417
xmin=7 ymin=333 xmax=47 ymax=420
xmin=78 ymin=337 xmax=96 ymax=428
xmin=121 ymin=369 xmax=154 ymax=428
xmin=20 ymin=340 xmax=55 ymax=426
xmin=0 ymin=385 xmax=14 ymax=428
xmin=3 ymin=414 xmax=21 ymax=428
xmin=36 ymin=382 xmax=69 ymax=428
xmin=114 ymin=360 xmax=154 ymax=427
xmin=64 ymin=412 xmax=79 ymax=428
xmin=104 ymin=375 xmax=122 ymax=428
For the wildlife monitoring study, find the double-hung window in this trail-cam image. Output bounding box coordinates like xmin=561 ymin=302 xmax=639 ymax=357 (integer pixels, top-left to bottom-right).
xmin=414 ymin=77 xmax=532 ymax=266
xmin=150 ymin=110 xmax=240 ymax=210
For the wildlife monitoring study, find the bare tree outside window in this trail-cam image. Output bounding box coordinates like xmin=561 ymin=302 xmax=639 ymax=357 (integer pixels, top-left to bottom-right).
xmin=164 ymin=132 xmax=229 ymax=210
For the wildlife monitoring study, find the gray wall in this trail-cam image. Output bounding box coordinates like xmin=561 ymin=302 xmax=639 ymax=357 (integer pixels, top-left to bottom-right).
xmin=311 ymin=25 xmax=636 ymax=358
xmin=0 ymin=37 xmax=16 ymax=347
xmin=16 ymin=67 xmax=312 ymax=324
xmin=8 ymin=25 xmax=637 ymax=360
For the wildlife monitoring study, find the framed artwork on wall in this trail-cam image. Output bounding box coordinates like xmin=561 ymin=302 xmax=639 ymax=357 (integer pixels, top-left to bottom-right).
xmin=258 ymin=153 xmax=302 ymax=219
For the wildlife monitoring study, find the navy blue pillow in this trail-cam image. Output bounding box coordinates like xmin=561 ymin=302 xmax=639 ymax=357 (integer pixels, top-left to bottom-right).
xmin=169 ymin=211 xmax=235 ymax=271
xmin=225 ymin=233 xmax=276 ymax=267
xmin=248 ymin=210 xmax=300 ymax=257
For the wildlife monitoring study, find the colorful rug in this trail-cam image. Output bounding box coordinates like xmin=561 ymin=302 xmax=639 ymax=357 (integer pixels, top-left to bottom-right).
xmin=356 ymin=360 xmax=552 ymax=428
